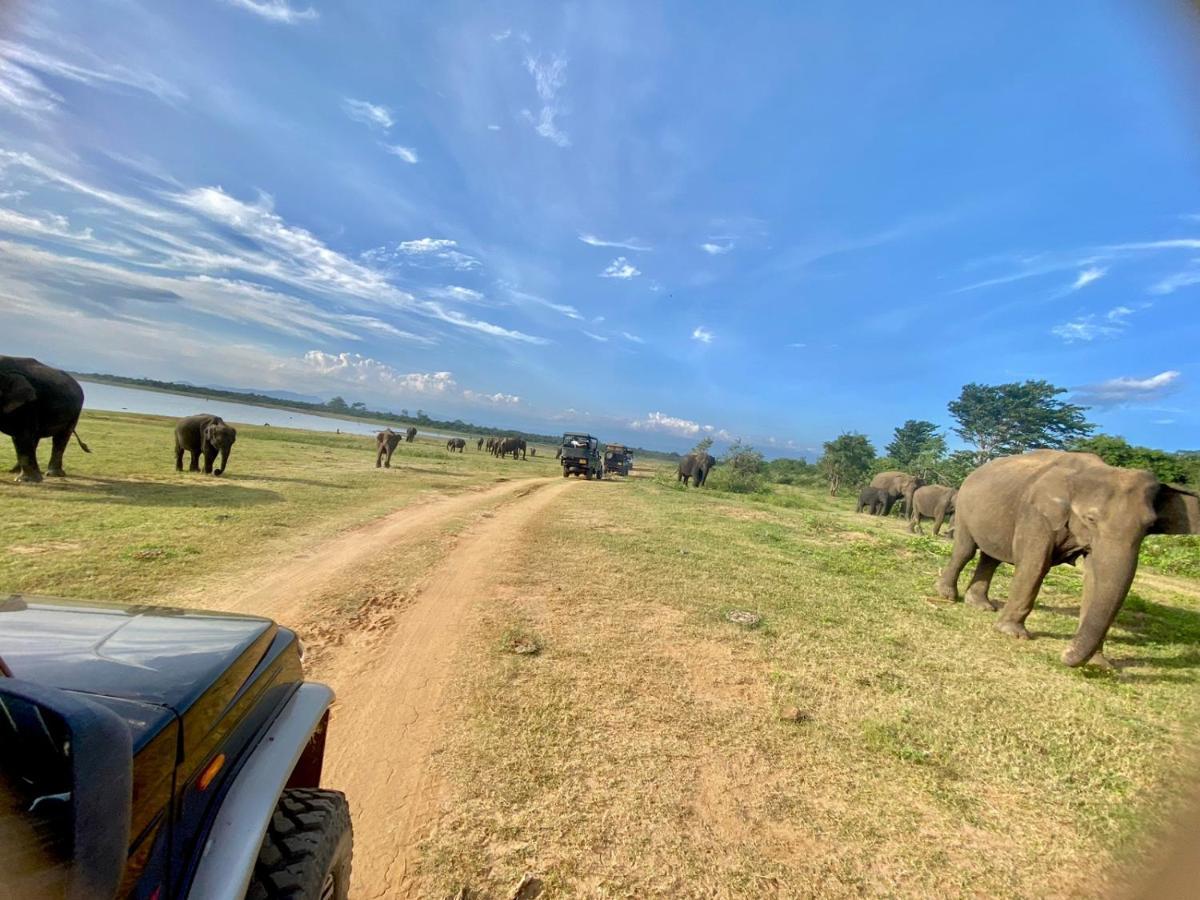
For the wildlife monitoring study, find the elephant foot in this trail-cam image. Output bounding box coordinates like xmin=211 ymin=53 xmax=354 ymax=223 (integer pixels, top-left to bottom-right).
xmin=9 ymin=463 xmax=20 ymax=474
xmin=995 ymin=620 xmax=1031 ymax=640
xmin=15 ymin=471 xmax=43 ymax=484
xmin=964 ymin=591 xmax=997 ymax=611
xmin=45 ymin=468 xmax=66 ymax=477
xmin=935 ymin=578 xmax=958 ymax=601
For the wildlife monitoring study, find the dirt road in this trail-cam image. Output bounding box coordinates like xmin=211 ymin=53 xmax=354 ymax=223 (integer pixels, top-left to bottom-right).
xmin=199 ymin=475 xmax=572 ymax=897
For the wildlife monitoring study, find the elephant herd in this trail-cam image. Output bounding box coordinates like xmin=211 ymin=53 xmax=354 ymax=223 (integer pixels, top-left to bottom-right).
xmin=854 ymin=454 xmax=1200 ymax=668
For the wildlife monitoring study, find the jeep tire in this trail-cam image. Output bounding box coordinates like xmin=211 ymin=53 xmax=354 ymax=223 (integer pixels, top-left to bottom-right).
xmin=247 ymin=788 xmax=353 ymax=900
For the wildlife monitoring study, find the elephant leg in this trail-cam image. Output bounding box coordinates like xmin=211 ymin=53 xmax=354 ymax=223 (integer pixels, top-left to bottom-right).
xmin=936 ymin=526 xmax=978 ymax=600
xmin=189 ymin=449 xmax=201 ymax=472
xmin=45 ymin=430 xmax=70 ymax=476
xmin=203 ymin=447 xmax=216 ymax=474
xmin=908 ymin=512 xmax=922 ymax=534
xmin=932 ymin=508 xmax=946 ymax=536
xmin=12 ymin=435 xmax=42 ymax=483
xmin=176 ymin=444 xmax=185 ymax=472
xmin=995 ymin=542 xmax=1052 ymax=639
xmin=964 ymin=554 xmax=1000 ymax=610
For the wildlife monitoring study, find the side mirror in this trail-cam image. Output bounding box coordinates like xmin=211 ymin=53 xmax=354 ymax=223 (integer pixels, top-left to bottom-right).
xmin=0 ymin=679 xmax=132 ymax=900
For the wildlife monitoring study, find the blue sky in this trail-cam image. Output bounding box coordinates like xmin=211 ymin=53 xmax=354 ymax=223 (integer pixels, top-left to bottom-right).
xmin=1 ymin=1 xmax=1199 ymax=455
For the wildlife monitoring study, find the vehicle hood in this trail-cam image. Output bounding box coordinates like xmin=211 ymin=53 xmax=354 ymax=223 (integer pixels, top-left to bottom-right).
xmin=0 ymin=595 xmax=276 ymax=713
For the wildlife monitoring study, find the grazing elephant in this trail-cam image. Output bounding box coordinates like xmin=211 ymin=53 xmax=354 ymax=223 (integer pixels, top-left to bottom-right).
xmin=405 ymin=426 xmax=417 ymax=443
xmin=175 ymin=414 xmax=237 ymax=475
xmin=855 ymin=486 xmax=886 ymax=514
xmin=495 ymin=437 xmax=526 ymax=459
xmin=0 ymin=356 xmax=91 ymax=483
xmin=376 ymin=429 xmax=402 ymax=468
xmin=936 ymin=450 xmax=1200 ymax=667
xmin=870 ymin=470 xmax=923 ymax=517
xmin=476 ymin=437 xmax=484 ymax=451
xmin=909 ymin=485 xmax=956 ymax=535
xmin=678 ymin=452 xmax=716 ymax=487
xmin=447 ymin=438 xmax=466 ymax=452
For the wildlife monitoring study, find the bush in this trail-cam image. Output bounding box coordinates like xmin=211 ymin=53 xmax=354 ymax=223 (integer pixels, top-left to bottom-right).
xmin=714 ymin=440 xmax=767 ymax=493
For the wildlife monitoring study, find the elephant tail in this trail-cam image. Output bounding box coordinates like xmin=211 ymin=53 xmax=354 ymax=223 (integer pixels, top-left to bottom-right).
xmin=73 ymin=430 xmax=91 ymax=453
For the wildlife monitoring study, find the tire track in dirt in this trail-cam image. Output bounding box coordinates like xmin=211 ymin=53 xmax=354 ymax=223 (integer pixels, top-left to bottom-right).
xmin=315 ymin=477 xmax=574 ymax=898
xmin=187 ymin=476 xmax=551 ymax=625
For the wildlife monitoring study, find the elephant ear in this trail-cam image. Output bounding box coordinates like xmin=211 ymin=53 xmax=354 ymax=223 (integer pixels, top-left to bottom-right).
xmin=1151 ymin=486 xmax=1200 ymax=535
xmin=1030 ymin=469 xmax=1072 ymax=531
xmin=0 ymin=373 xmax=36 ymax=414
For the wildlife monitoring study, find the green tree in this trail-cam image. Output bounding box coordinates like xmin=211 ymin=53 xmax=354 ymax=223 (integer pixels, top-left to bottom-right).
xmin=819 ymin=433 xmax=876 ymax=495
xmin=1071 ymin=434 xmax=1189 ymax=484
xmin=885 ymin=420 xmax=946 ymax=469
xmin=948 ymin=380 xmax=1092 ymax=463
xmin=716 ymin=440 xmax=766 ymax=493
xmin=326 ymin=396 xmax=349 ymax=412
xmin=693 ymin=436 xmax=714 ymax=456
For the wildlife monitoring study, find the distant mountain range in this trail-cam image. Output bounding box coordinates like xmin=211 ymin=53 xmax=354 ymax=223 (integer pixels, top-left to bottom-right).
xmin=201 ymin=384 xmax=326 ymax=405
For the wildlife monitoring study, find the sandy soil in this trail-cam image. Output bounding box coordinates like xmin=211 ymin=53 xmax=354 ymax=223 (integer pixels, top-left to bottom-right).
xmin=195 ymin=475 xmax=572 ymax=897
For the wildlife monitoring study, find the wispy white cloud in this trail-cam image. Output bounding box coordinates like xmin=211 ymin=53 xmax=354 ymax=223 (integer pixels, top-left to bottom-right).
xmin=1069 ymin=266 xmax=1106 ymax=290
xmin=523 ymin=54 xmax=569 ymax=147
xmin=487 ymin=124 xmax=502 ymax=131
xmin=0 ymin=39 xmax=183 ymax=119
xmin=429 ymin=285 xmax=485 ymax=303
xmin=1073 ymin=370 xmax=1181 ymax=408
xmin=600 ymin=256 xmax=640 ymax=279
xmin=503 ymin=286 xmax=582 ymax=320
xmin=691 ymin=325 xmax=714 ymax=344
xmin=342 ymin=97 xmax=394 ymax=131
xmin=365 ymin=237 xmax=479 ymax=271
xmin=222 ymin=0 xmax=318 ymax=23
xmin=579 ymin=233 xmax=651 ymax=252
xmin=700 ymin=241 xmax=732 ymax=255
xmin=787 ymin=341 xmax=806 ymax=348
xmin=1051 ymin=305 xmax=1136 ymax=343
xmin=491 ymin=29 xmax=512 ymax=42
xmin=1149 ymin=266 xmax=1200 ymax=295
xmin=621 ymin=331 xmax=644 ymax=344
xmin=582 ymin=330 xmax=608 ymax=342
xmin=419 ymin=301 xmax=548 ymax=344
xmin=383 ymin=144 xmax=419 ymax=164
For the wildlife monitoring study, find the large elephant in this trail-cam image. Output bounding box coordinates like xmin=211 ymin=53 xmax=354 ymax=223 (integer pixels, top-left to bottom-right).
xmin=909 ymin=485 xmax=956 ymax=535
xmin=678 ymin=452 xmax=716 ymax=487
xmin=175 ymin=414 xmax=237 ymax=475
xmin=376 ymin=429 xmax=402 ymax=468
xmin=855 ymin=486 xmax=886 ymax=514
xmin=405 ymin=427 xmax=417 ymax=443
xmin=494 ymin=437 xmax=526 ymax=459
xmin=0 ymin=356 xmax=91 ymax=483
xmin=870 ymin=470 xmax=923 ymax=516
xmin=446 ymin=437 xmax=466 ymax=452
xmin=936 ymin=450 xmax=1200 ymax=667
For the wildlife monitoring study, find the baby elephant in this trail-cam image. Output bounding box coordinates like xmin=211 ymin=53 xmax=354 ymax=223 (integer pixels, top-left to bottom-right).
xmin=909 ymin=485 xmax=956 ymax=536
xmin=376 ymin=429 xmax=402 ymax=468
xmin=855 ymin=486 xmax=886 ymax=515
xmin=175 ymin=414 xmax=237 ymax=475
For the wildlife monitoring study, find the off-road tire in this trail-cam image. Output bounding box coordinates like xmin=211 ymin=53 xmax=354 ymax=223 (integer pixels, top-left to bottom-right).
xmin=246 ymin=788 xmax=352 ymax=900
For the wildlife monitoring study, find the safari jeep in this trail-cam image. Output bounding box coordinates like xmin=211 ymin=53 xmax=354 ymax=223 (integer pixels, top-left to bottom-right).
xmin=560 ymin=432 xmax=603 ymax=480
xmin=0 ymin=594 xmax=352 ymax=900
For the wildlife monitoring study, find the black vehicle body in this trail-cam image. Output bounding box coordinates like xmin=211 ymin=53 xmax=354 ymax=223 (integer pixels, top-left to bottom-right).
xmin=0 ymin=595 xmax=334 ymax=899
xmin=603 ymin=444 xmax=633 ymax=476
xmin=560 ymin=432 xmax=603 ymax=479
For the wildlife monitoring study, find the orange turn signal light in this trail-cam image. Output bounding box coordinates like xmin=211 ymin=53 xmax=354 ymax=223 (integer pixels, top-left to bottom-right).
xmin=198 ymin=753 xmax=226 ymax=791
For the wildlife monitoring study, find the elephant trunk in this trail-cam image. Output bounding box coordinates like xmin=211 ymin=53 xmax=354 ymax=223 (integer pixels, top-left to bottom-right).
xmin=1061 ymin=539 xmax=1139 ymax=667
xmin=216 ymin=446 xmax=230 ymax=476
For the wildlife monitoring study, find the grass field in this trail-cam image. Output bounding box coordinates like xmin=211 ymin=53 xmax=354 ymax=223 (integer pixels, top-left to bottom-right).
xmin=3 ymin=411 xmax=1198 ymax=897
xmin=0 ymin=409 xmax=560 ymax=602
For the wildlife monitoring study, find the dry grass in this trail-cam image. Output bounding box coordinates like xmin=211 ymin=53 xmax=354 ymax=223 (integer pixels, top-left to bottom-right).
xmin=418 ymin=475 xmax=1200 ymax=898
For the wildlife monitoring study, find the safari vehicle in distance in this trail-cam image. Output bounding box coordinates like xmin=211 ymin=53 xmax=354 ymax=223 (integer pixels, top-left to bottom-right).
xmin=603 ymin=444 xmax=633 ymax=476
xmin=0 ymin=595 xmax=352 ymax=900
xmin=560 ymin=432 xmax=603 ymax=479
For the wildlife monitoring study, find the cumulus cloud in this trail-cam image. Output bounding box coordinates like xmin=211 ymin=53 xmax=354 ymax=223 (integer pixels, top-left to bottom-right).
xmin=629 ymin=411 xmax=702 ymax=436
xmin=383 ymin=144 xmax=419 ymax=164
xmin=223 ymin=0 xmax=317 ymax=23
xmin=691 ymin=325 xmax=714 ymax=344
xmin=1072 ymin=370 xmax=1181 ymax=408
xmin=302 ymin=352 xmax=455 ymax=393
xmin=700 ymin=241 xmax=732 ymax=255
xmin=579 ymin=233 xmax=651 ymax=251
xmin=600 ymin=257 xmax=640 ymax=279
xmin=463 ymin=389 xmax=520 ymax=405
xmin=342 ymin=97 xmax=394 ymax=131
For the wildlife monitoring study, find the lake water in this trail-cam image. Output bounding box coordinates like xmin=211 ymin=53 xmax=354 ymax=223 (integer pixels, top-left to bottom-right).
xmin=79 ymin=381 xmax=453 ymax=439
